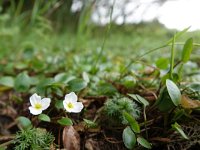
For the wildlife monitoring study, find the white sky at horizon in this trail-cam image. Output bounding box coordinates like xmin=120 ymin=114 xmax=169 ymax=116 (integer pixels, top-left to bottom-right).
xmin=158 ymin=0 xmax=200 ymax=31
xmin=72 ymin=0 xmax=200 ymax=31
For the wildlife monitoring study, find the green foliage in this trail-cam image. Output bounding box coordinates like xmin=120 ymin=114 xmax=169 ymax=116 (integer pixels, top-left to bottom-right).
xmin=0 ymin=2 xmax=200 ymax=150
xmin=14 ymin=72 xmax=31 ymax=92
xmin=128 ymin=94 xmax=149 ymax=107
xmin=57 ymin=117 xmax=73 ymax=126
xmin=17 ymin=116 xmax=32 ymax=130
xmin=169 ymin=35 xmax=175 ymax=80
xmin=0 ymin=76 xmax=14 ymax=87
xmin=104 ymin=96 xmax=140 ymax=124
xmin=181 ymin=38 xmax=193 ymax=63
xmin=156 ymin=87 xmax=176 ymax=112
xmin=184 ymin=83 xmax=200 ymax=99
xmin=38 ymin=114 xmax=51 ymax=122
xmin=156 ymin=79 xmax=182 ymax=112
xmin=13 ymin=128 xmax=54 ymax=150
xmin=166 ymin=79 xmax=181 ymax=106
xmin=55 ymin=100 xmax=64 ymax=110
xmin=68 ymin=78 xmax=88 ymax=92
xmin=156 ymin=58 xmax=169 ymax=70
xmin=171 ymin=109 xmax=186 ymax=122
xmin=123 ymin=111 xmax=140 ymax=133
xmin=137 ymin=137 xmax=152 ymax=149
xmin=83 ymin=119 xmax=98 ymax=128
xmin=122 ymin=126 xmax=136 ymax=149
xmin=97 ymin=83 xmax=118 ymax=96
xmin=171 ymin=122 xmax=189 ymax=140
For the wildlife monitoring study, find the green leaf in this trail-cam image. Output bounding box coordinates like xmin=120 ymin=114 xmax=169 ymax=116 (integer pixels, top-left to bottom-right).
xmin=68 ymin=78 xmax=88 ymax=92
xmin=188 ymin=83 xmax=200 ymax=92
xmin=38 ymin=114 xmax=51 ymax=122
xmin=82 ymin=72 xmax=90 ymax=83
xmin=122 ymin=126 xmax=136 ymax=149
xmin=137 ymin=137 xmax=152 ymax=149
xmin=123 ymin=111 xmax=140 ymax=133
xmin=83 ymin=119 xmax=97 ymax=128
xmin=54 ymin=73 xmax=75 ymax=84
xmin=172 ymin=122 xmax=189 ymax=140
xmin=128 ymin=94 xmax=149 ymax=107
xmin=31 ymin=59 xmax=46 ymax=71
xmin=166 ymin=79 xmax=181 ymax=106
xmin=14 ymin=72 xmax=31 ymax=92
xmin=35 ymin=78 xmax=54 ymax=95
xmin=57 ymin=117 xmax=73 ymax=126
xmin=166 ymin=27 xmax=190 ymax=45
xmin=156 ymin=87 xmax=176 ymax=112
xmin=98 ymin=83 xmax=117 ymax=96
xmin=55 ymin=100 xmax=64 ymax=110
xmin=17 ymin=116 xmax=32 ymax=129
xmin=122 ymin=76 xmax=136 ymax=88
xmin=15 ymin=62 xmax=28 ymax=70
xmin=0 ymin=76 xmax=14 ymax=87
xmin=181 ymin=38 xmax=193 ymax=63
xmin=156 ymin=58 xmax=169 ymax=69
xmin=171 ymin=109 xmax=185 ymax=122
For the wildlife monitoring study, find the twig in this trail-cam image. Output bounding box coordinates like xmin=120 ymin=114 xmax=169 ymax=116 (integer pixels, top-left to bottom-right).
xmin=0 ymin=140 xmax=14 ymax=147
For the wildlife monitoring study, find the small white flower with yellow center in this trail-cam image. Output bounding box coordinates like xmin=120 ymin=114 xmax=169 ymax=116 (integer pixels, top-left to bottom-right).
xmin=63 ymin=92 xmax=84 ymax=113
xmin=28 ymin=93 xmax=51 ymax=115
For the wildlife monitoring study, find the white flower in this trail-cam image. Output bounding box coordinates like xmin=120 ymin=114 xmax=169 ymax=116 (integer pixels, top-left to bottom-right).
xmin=63 ymin=92 xmax=84 ymax=113
xmin=28 ymin=93 xmax=51 ymax=115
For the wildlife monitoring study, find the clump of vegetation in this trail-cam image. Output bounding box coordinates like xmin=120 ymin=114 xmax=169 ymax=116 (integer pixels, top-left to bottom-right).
xmin=0 ymin=1 xmax=200 ymax=150
xmin=104 ymin=95 xmax=140 ymax=124
xmin=13 ymin=128 xmax=55 ymax=150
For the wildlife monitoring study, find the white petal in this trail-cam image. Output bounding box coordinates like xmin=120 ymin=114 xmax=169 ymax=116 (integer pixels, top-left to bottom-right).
xmin=63 ymin=101 xmax=71 ymax=112
xmin=71 ymin=102 xmax=84 ymax=113
xmin=41 ymin=98 xmax=51 ymax=110
xmin=64 ymin=92 xmax=77 ymax=102
xmin=64 ymin=107 xmax=73 ymax=113
xmin=29 ymin=106 xmax=42 ymax=115
xmin=30 ymin=93 xmax=41 ymax=106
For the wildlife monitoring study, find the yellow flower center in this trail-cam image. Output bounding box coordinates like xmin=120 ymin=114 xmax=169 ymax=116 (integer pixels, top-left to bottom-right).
xmin=35 ymin=103 xmax=42 ymax=109
xmin=67 ymin=102 xmax=74 ymax=109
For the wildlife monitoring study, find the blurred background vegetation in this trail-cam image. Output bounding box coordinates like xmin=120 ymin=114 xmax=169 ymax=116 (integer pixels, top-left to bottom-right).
xmin=0 ymin=0 xmax=199 ymax=77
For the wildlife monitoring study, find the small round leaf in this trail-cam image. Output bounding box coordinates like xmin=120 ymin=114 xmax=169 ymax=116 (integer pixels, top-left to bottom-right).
xmin=17 ymin=116 xmax=32 ymax=129
xmin=166 ymin=79 xmax=181 ymax=106
xmin=137 ymin=137 xmax=152 ymax=149
xmin=0 ymin=76 xmax=14 ymax=87
xmin=38 ymin=114 xmax=51 ymax=122
xmin=57 ymin=117 xmax=73 ymax=126
xmin=68 ymin=78 xmax=87 ymax=92
xmin=122 ymin=126 xmax=136 ymax=149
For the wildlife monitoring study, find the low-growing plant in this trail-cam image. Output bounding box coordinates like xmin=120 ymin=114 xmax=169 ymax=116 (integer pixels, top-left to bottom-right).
xmin=103 ymin=95 xmax=152 ymax=149
xmin=13 ymin=128 xmax=55 ymax=150
xmin=104 ymin=95 xmax=140 ymax=124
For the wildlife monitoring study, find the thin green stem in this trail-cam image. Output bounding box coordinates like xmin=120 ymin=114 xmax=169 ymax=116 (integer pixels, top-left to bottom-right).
xmin=143 ymin=107 xmax=148 ymax=139
xmin=169 ymin=35 xmax=175 ymax=79
xmin=164 ymin=113 xmax=168 ymax=128
xmin=92 ymin=0 xmax=115 ymax=73
xmin=120 ymin=44 xmax=168 ymax=78
xmin=15 ymin=0 xmax=25 ymax=17
xmin=119 ymin=27 xmax=193 ymax=79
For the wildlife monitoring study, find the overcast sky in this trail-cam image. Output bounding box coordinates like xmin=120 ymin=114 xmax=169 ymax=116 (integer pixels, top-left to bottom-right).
xmin=72 ymin=0 xmax=200 ymax=31
xmin=158 ymin=0 xmax=200 ymax=31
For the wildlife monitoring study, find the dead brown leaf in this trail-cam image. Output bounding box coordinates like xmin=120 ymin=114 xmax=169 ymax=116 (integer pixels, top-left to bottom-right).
xmin=85 ymin=138 xmax=100 ymax=150
xmin=181 ymin=95 xmax=200 ymax=109
xmin=150 ymin=137 xmax=171 ymax=143
xmin=62 ymin=126 xmax=80 ymax=150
